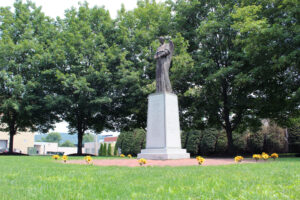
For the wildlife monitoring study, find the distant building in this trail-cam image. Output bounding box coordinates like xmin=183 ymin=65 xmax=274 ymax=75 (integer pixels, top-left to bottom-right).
xmin=34 ymin=142 xmax=83 ymax=155
xmin=0 ymin=131 xmax=34 ymax=154
xmin=84 ymin=142 xmax=99 ymax=155
xmin=33 ymin=132 xmax=119 ymax=155
xmin=34 ymin=142 xmax=58 ymax=155
xmin=85 ymin=136 xmax=118 ymax=156
xmin=104 ymin=136 xmax=118 ymax=144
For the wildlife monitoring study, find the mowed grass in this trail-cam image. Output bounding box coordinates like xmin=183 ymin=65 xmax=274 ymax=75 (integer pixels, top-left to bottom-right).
xmin=0 ymin=156 xmax=299 ymax=200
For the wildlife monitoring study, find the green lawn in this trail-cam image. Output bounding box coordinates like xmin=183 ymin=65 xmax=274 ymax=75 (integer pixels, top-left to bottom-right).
xmin=0 ymin=156 xmax=299 ymax=200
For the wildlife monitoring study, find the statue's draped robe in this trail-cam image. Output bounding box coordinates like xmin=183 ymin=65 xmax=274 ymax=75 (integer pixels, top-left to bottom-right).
xmin=155 ymin=42 xmax=173 ymax=93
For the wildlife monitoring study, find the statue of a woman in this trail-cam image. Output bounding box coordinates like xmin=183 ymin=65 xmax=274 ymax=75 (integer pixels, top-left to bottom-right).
xmin=154 ymin=36 xmax=174 ymax=93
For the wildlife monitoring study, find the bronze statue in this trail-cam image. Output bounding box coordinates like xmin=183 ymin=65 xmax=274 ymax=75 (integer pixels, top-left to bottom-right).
xmin=154 ymin=36 xmax=174 ymax=93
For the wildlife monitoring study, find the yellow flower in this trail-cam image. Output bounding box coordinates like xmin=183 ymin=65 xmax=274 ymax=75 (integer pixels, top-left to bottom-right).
xmin=84 ymin=156 xmax=92 ymax=164
xmin=62 ymin=155 xmax=68 ymax=162
xmin=120 ymin=154 xmax=125 ymax=158
xmin=270 ymin=153 xmax=278 ymax=160
xmin=128 ymin=154 xmax=132 ymax=158
xmin=196 ymin=156 xmax=205 ymax=165
xmin=138 ymin=158 xmax=147 ymax=166
xmin=52 ymin=155 xmax=60 ymax=160
xmin=262 ymin=153 xmax=269 ymax=161
xmin=234 ymin=156 xmax=244 ymax=163
xmin=252 ymin=154 xmax=261 ymax=161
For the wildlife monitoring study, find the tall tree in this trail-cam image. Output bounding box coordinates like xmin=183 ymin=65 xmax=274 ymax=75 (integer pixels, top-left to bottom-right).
xmin=172 ymin=0 xmax=299 ymax=154
xmin=172 ymin=0 xmax=262 ymax=154
xmin=231 ymin=0 xmax=300 ymax=126
xmin=0 ymin=1 xmax=58 ymax=153
xmin=54 ymin=3 xmax=114 ymax=154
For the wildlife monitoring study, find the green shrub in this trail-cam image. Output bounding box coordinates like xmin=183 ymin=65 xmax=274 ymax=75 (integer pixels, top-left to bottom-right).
xmin=113 ymin=144 xmax=118 ymax=156
xmin=288 ymin=126 xmax=300 ymax=153
xmin=233 ymin=131 xmax=247 ymax=153
xmin=215 ymin=131 xmax=227 ymax=154
xmin=104 ymin=144 xmax=107 ymax=156
xmin=107 ymin=143 xmax=112 ymax=156
xmin=182 ymin=129 xmax=224 ymax=156
xmin=234 ymin=121 xmax=288 ymax=154
xmin=182 ymin=122 xmax=289 ymax=155
xmin=247 ymin=131 xmax=264 ymax=153
xmin=185 ymin=130 xmax=202 ymax=156
xmin=200 ymin=128 xmax=218 ymax=155
xmin=262 ymin=122 xmax=288 ymax=153
xmin=99 ymin=143 xmax=103 ymax=156
xmin=116 ymin=128 xmax=146 ymax=156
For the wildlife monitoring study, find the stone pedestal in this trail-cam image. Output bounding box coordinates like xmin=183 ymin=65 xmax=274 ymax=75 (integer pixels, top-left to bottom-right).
xmin=138 ymin=92 xmax=190 ymax=160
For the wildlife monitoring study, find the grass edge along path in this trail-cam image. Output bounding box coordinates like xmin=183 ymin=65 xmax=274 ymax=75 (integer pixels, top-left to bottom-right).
xmin=0 ymin=156 xmax=299 ymax=200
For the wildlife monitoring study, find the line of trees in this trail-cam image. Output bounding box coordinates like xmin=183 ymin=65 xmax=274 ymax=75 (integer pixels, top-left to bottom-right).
xmin=0 ymin=0 xmax=299 ymax=155
xmin=38 ymin=132 xmax=94 ymax=147
xmin=99 ymin=143 xmax=115 ymax=156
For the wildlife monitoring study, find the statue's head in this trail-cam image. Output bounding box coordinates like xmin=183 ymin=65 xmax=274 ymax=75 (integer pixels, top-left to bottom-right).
xmin=158 ymin=36 xmax=165 ymax=44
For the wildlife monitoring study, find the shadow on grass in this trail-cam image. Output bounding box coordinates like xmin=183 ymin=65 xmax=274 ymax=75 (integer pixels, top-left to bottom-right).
xmin=0 ymin=152 xmax=29 ymax=156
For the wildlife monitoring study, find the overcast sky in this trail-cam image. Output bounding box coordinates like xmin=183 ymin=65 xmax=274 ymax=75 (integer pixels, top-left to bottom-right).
xmin=0 ymin=0 xmax=140 ymax=19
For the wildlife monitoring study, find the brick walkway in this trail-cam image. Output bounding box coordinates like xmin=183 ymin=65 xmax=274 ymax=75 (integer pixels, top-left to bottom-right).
xmin=67 ymin=158 xmax=257 ymax=167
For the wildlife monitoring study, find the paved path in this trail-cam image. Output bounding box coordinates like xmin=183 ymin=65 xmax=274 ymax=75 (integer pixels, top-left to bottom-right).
xmin=67 ymin=158 xmax=257 ymax=167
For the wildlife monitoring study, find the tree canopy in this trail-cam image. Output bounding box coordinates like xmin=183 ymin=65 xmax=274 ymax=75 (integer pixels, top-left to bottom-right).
xmin=52 ymin=3 xmax=115 ymax=154
xmin=0 ymin=0 xmax=299 ymax=154
xmin=0 ymin=0 xmax=59 ymax=153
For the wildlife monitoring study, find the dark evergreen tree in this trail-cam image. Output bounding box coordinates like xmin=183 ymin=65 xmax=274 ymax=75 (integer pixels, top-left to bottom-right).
xmin=103 ymin=143 xmax=107 ymax=156
xmin=113 ymin=144 xmax=118 ymax=156
xmin=107 ymin=143 xmax=112 ymax=156
xmin=99 ymin=143 xmax=103 ymax=156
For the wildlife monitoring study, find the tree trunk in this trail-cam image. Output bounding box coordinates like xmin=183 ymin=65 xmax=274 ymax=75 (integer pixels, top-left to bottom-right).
xmin=8 ymin=115 xmax=17 ymax=154
xmin=222 ymin=80 xmax=234 ymax=155
xmin=184 ymin=132 xmax=189 ymax=149
xmin=225 ymin=127 xmax=234 ymax=155
xmin=9 ymin=129 xmax=16 ymax=153
xmin=77 ymin=130 xmax=83 ymax=155
xmin=76 ymin=112 xmax=85 ymax=155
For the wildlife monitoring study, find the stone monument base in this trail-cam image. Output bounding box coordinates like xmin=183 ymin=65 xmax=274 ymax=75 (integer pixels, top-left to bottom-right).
xmin=137 ymin=92 xmax=190 ymax=160
xmin=138 ymin=148 xmax=190 ymax=160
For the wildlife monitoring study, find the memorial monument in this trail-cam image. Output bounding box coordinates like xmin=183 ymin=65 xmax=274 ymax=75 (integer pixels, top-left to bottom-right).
xmin=137 ymin=37 xmax=190 ymax=159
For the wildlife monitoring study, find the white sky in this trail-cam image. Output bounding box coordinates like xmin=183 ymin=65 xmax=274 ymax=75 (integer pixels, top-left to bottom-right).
xmin=51 ymin=122 xmax=119 ymax=136
xmin=0 ymin=0 xmax=139 ymax=19
xmin=52 ymin=121 xmax=69 ymax=133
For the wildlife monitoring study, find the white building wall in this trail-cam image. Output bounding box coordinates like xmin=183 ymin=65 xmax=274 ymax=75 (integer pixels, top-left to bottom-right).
xmin=84 ymin=142 xmax=99 ymax=155
xmin=34 ymin=142 xmax=83 ymax=155
xmin=34 ymin=142 xmax=58 ymax=155
xmin=0 ymin=131 xmax=34 ymax=154
xmin=57 ymin=147 xmax=83 ymax=155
